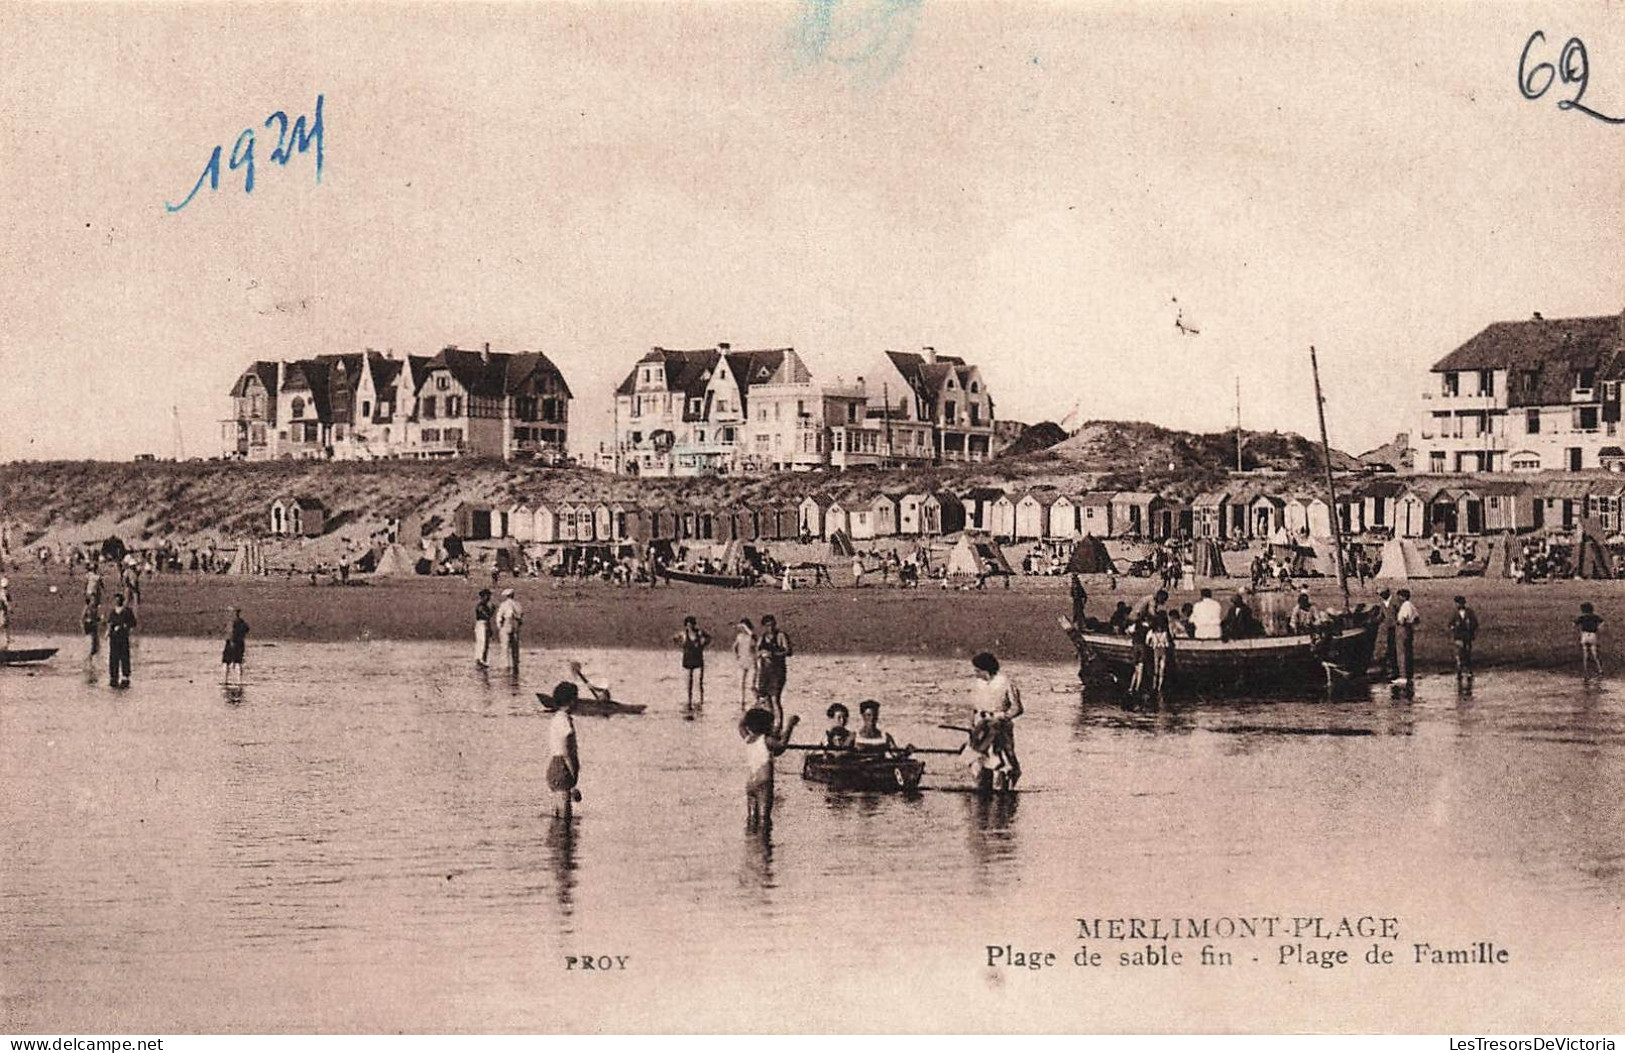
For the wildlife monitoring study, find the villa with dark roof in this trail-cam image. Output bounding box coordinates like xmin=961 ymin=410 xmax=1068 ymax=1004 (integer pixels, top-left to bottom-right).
xmin=860 ymin=347 xmax=997 ymax=464
xmin=1412 ymin=308 xmax=1625 ymax=474
xmin=224 ymin=344 xmax=571 ymax=461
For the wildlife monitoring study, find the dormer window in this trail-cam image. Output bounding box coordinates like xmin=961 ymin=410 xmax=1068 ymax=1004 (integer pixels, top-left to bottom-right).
xmin=1577 ymin=368 xmax=1597 ymax=391
xmin=690 ymin=398 xmax=703 ymax=415
xmin=291 ymin=397 xmax=305 ymax=420
xmin=970 ymin=381 xmax=979 ymax=393
xmin=436 ymin=375 xmax=450 ymax=391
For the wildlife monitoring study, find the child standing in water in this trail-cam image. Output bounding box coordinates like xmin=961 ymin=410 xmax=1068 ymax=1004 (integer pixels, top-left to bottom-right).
xmin=542 ymin=682 xmax=582 ymax=819
xmin=221 ymin=607 xmax=249 ymax=685
xmin=1576 ymin=602 xmax=1605 ymax=678
xmin=741 ymin=707 xmax=799 ymax=832
xmin=823 ymin=702 xmax=854 ymax=749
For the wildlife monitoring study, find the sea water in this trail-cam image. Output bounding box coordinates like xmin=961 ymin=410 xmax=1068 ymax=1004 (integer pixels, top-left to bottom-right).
xmin=1 ymin=637 xmax=1621 ymax=1032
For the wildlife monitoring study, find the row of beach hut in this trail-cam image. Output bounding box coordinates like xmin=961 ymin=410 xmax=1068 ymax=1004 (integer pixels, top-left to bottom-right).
xmin=446 ymin=477 xmax=1625 ymax=548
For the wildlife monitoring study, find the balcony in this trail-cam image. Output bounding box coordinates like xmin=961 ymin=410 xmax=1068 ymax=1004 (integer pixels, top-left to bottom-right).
xmin=1422 ymin=391 xmax=1502 ymax=410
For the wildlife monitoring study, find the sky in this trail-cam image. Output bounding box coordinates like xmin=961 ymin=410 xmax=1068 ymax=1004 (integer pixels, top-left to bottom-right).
xmin=2 ymin=1 xmax=1622 ymax=463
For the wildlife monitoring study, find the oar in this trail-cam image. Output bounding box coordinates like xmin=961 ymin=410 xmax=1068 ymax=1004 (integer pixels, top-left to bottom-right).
xmin=782 ymin=743 xmax=964 ymax=755
xmin=938 ymin=723 xmax=973 ymax=734
xmin=568 ymin=660 xmax=613 ymax=702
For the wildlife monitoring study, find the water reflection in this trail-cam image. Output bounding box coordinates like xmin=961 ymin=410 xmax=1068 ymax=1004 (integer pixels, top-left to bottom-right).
xmin=545 ymin=817 xmax=578 ymax=933
xmin=3 ymin=638 xmax=1623 ymax=1032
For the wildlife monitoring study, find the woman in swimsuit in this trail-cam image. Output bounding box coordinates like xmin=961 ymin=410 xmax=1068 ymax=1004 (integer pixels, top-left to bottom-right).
xmin=852 ymin=700 xmax=897 ymax=752
xmin=675 ymin=615 xmax=711 ymax=710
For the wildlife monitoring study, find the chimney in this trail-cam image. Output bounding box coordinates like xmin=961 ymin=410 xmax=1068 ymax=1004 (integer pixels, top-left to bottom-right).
xmin=1533 ymin=312 xmax=1544 ymax=321
xmin=481 ymin=341 xmax=491 ymax=363
xmin=718 ymin=341 xmax=731 ymax=352
xmin=922 ymin=346 xmax=937 ymax=364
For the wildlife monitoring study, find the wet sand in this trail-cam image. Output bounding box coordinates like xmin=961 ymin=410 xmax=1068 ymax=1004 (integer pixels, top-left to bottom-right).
xmin=4 ymin=568 xmax=1619 ymax=671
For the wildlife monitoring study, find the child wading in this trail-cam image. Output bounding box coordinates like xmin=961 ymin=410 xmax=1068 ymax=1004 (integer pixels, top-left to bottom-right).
xmin=222 ymin=607 xmax=249 ymax=685
xmin=1576 ymin=602 xmax=1605 ymax=678
xmin=740 ymin=707 xmax=799 ymax=833
xmin=675 ymin=615 xmax=712 ymax=710
xmin=541 ymin=682 xmax=582 ymax=819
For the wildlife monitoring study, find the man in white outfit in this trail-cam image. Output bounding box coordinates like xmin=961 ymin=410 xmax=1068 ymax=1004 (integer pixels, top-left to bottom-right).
xmin=494 ymin=588 xmax=523 ymax=675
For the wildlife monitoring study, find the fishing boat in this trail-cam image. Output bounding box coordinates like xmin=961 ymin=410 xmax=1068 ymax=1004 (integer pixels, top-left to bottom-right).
xmin=0 ymin=647 xmax=58 ymax=666
xmin=1062 ymin=611 xmax=1381 ymax=695
xmin=801 ymin=750 xmax=926 ymax=792
xmin=658 ymin=567 xmax=755 ymax=588
xmin=536 ymin=693 xmax=647 ymax=717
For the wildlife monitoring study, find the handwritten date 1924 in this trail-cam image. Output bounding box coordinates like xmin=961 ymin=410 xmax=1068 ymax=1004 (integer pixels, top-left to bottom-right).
xmin=1519 ymin=32 xmax=1623 ymax=125
xmin=165 ymin=95 xmax=325 ymax=213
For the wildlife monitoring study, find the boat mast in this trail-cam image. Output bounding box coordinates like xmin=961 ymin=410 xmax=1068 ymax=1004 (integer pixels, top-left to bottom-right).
xmin=1235 ymin=376 xmax=1242 ymax=471
xmin=1310 ymin=346 xmax=1351 ymax=610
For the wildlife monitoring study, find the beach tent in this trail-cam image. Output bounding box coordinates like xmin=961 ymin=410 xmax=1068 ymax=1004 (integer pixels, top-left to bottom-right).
xmin=493 ymin=538 xmax=525 ymax=574
xmin=946 ymin=534 xmax=1013 ymax=577
xmin=1065 ymin=535 xmax=1115 ymax=575
xmin=828 ymin=529 xmax=856 ymax=558
xmin=1573 ymin=519 xmax=1611 ymax=579
xmin=1482 ymin=534 xmax=1514 ymax=579
xmin=1191 ymin=538 xmax=1229 ymax=578
xmin=1374 ymin=537 xmax=1430 ymax=580
xmin=371 ymin=543 xmax=417 ymax=576
xmin=227 ymin=539 xmax=265 ymax=576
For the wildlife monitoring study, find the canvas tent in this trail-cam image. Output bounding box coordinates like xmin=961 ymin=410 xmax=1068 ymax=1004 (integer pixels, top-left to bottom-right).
xmin=1065 ymin=535 xmax=1115 ymax=575
xmin=1191 ymin=538 xmax=1229 ymax=578
xmin=227 ymin=539 xmax=265 ymax=576
xmin=1374 ymin=537 xmax=1431 ymax=580
xmin=828 ymin=529 xmax=856 ymax=558
xmin=946 ymin=533 xmax=1013 ymax=577
xmin=1573 ymin=519 xmax=1611 ymax=579
xmin=1482 ymin=534 xmax=1514 ymax=579
xmin=371 ymin=543 xmax=418 ymax=576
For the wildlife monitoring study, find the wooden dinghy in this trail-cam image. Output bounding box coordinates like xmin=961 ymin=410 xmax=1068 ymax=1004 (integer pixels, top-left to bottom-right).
xmin=535 ymin=693 xmax=647 ymax=717
xmin=0 ymin=647 xmax=59 ymax=666
xmin=800 ymin=750 xmax=927 ymax=792
xmin=658 ymin=567 xmax=755 ymax=588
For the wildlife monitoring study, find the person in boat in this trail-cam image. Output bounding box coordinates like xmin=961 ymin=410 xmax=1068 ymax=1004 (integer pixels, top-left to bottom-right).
xmin=222 ymin=607 xmax=249 ymax=685
xmin=1288 ymin=592 xmax=1319 ymax=634
xmin=741 ymin=706 xmax=799 ymax=832
xmin=541 ymin=682 xmax=582 ymax=819
xmin=732 ymin=618 xmax=757 ymax=708
xmin=1191 ymin=588 xmax=1224 ymax=640
xmin=970 ymin=652 xmax=1022 ymax=789
xmin=852 ymin=700 xmax=897 ymax=752
xmin=675 ymin=615 xmax=711 ymax=710
xmin=1129 ymin=589 xmax=1168 ymax=625
xmin=1108 ymin=601 xmax=1132 ymax=635
xmin=824 ymin=702 xmax=855 ymax=749
xmin=1170 ymin=603 xmax=1195 ymax=639
xmin=1069 ymin=574 xmax=1087 ymax=628
xmin=755 ymin=614 xmax=793 ymax=726
xmin=1222 ymin=592 xmax=1261 ymax=641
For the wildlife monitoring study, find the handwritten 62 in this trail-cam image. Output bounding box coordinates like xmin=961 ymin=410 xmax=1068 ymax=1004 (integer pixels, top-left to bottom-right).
xmin=1519 ymin=32 xmax=1623 ymax=125
xmin=166 ymin=95 xmax=325 ymax=213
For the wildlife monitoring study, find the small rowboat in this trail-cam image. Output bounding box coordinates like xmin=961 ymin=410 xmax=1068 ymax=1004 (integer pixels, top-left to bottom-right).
xmin=801 ymin=750 xmax=926 ymax=793
xmin=536 ymin=693 xmax=647 ymax=717
xmin=658 ymin=567 xmax=755 ymax=588
xmin=1 ymin=648 xmax=58 ymax=666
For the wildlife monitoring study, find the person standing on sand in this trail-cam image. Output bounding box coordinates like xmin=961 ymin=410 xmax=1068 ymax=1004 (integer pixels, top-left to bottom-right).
xmin=1069 ymin=574 xmax=1087 ymax=629
xmin=473 ymin=588 xmax=494 ymax=668
xmin=495 ymin=588 xmax=523 ymax=675
xmin=1576 ymin=602 xmax=1605 ymax=678
xmin=1448 ymin=595 xmax=1478 ymax=685
xmin=106 ymin=593 xmax=136 ymax=687
xmin=222 ymin=607 xmax=249 ymax=685
xmin=675 ymin=615 xmax=712 ymax=709
xmin=1394 ymin=588 xmax=1420 ymax=687
xmin=1376 ymin=588 xmax=1399 ymax=680
xmin=541 ymin=682 xmax=582 ymax=819
xmin=732 ymin=618 xmax=757 ymax=707
xmin=86 ymin=566 xmax=104 ymax=609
